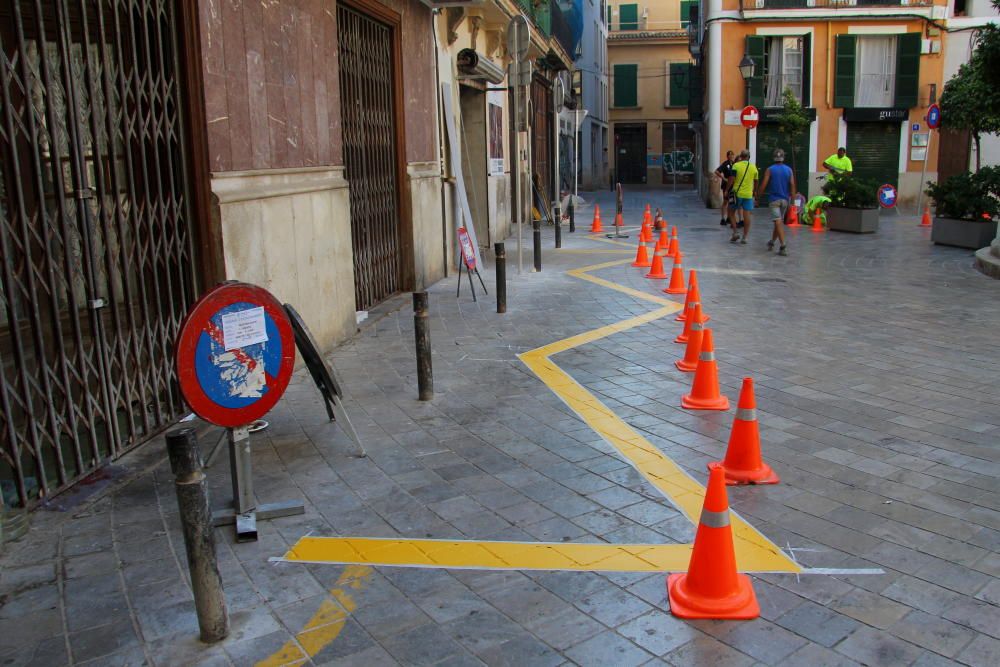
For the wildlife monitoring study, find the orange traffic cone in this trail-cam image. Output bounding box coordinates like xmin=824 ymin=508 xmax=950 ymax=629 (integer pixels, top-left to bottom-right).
xmin=663 ymin=252 xmax=686 ymax=294
xmin=667 ymin=462 xmax=760 ymax=619
xmin=920 ymin=206 xmax=931 ymax=227
xmin=631 ymin=238 xmax=652 ymax=268
xmin=641 ymin=210 xmax=653 ymax=242
xmin=674 ymin=294 xmax=706 ymax=343
xmin=676 ymin=271 xmax=710 ymax=323
xmin=712 ymin=378 xmax=779 ymax=485
xmin=614 ymin=212 xmax=625 ymax=229
xmin=645 ymin=243 xmax=668 ymax=279
xmin=675 ymin=304 xmax=705 ymax=372
xmin=811 ymin=209 xmax=825 ymax=233
xmin=656 ymin=229 xmax=669 ymax=252
xmin=786 ymin=203 xmax=800 ymax=227
xmin=666 ymin=226 xmax=679 ymax=258
xmin=681 ymin=328 xmax=730 ymax=411
xmin=590 ymin=205 xmax=603 ymax=233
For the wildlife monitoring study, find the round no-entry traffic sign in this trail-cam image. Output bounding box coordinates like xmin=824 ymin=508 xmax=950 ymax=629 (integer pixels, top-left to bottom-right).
xmin=877 ymin=183 xmax=898 ymax=208
xmin=176 ymin=282 xmax=296 ymax=427
xmin=926 ymin=103 xmax=941 ymax=130
xmin=741 ymin=105 xmax=759 ymax=130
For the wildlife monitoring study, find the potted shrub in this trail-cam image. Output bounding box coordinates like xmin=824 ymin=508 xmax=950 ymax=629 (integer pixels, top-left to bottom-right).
xmin=925 ymin=167 xmax=1000 ymax=249
xmin=822 ymin=175 xmax=881 ymax=233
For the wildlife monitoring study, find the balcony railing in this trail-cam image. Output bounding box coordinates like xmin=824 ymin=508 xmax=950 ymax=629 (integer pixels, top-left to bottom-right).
xmin=744 ymin=0 xmax=932 ymax=8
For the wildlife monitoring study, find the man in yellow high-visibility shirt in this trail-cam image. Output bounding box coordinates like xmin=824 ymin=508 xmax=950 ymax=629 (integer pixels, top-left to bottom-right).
xmin=726 ymin=149 xmax=758 ymax=244
xmin=823 ymin=147 xmax=853 ymax=180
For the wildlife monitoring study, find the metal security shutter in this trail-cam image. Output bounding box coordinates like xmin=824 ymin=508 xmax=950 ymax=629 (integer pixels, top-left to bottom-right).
xmin=756 ymin=124 xmax=810 ymax=196
xmin=846 ymin=122 xmax=901 ymax=187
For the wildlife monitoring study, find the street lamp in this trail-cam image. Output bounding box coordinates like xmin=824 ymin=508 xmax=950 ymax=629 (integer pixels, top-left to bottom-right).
xmin=738 ymin=53 xmax=755 ymax=151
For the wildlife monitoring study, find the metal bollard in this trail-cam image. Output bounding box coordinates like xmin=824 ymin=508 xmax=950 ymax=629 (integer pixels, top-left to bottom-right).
xmin=532 ymin=217 xmax=542 ymax=272
xmin=495 ymin=243 xmax=506 ymax=314
xmin=166 ymin=429 xmax=229 ymax=643
xmin=554 ymin=204 xmax=562 ymax=249
xmin=568 ymin=201 xmax=575 ymax=233
xmin=413 ymin=292 xmax=433 ymax=401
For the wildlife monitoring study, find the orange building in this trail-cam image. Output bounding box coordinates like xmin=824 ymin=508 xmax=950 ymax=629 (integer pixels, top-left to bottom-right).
xmin=689 ymin=0 xmax=948 ymax=207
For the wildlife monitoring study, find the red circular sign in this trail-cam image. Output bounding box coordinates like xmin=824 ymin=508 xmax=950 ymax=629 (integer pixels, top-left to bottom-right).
xmin=176 ymin=282 xmax=296 ymax=427
xmin=926 ymin=103 xmax=941 ymax=130
xmin=741 ymin=105 xmax=760 ymax=130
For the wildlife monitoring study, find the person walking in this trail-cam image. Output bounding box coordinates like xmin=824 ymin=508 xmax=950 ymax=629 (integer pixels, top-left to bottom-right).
xmin=823 ymin=147 xmax=853 ymax=180
xmin=727 ymin=149 xmax=758 ymax=244
xmin=757 ymin=149 xmax=796 ymax=256
xmin=714 ymin=151 xmax=735 ymax=226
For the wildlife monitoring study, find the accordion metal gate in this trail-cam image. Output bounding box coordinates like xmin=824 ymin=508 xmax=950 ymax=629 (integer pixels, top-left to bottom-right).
xmin=337 ymin=2 xmax=403 ymax=312
xmin=0 ymin=0 xmax=200 ymax=508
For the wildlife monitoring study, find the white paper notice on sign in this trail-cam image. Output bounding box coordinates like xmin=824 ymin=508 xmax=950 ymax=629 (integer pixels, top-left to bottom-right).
xmin=724 ymin=110 xmax=742 ymax=126
xmin=221 ymin=307 xmax=268 ymax=350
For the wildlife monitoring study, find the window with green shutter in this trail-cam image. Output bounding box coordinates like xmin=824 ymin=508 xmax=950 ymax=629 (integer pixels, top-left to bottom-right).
xmin=680 ymin=1 xmax=696 ymax=28
xmin=746 ymin=35 xmax=766 ymax=108
xmin=619 ymin=3 xmax=638 ymax=30
xmin=669 ymin=63 xmax=690 ymax=107
xmin=614 ymin=64 xmax=638 ymax=107
xmin=895 ymin=33 xmax=921 ymax=108
xmin=834 ymin=34 xmax=856 ymax=109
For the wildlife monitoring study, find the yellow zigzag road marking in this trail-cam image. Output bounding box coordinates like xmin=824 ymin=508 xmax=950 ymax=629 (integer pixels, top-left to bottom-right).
xmin=279 ymin=256 xmax=800 ymax=574
xmin=256 ymin=565 xmax=373 ymax=667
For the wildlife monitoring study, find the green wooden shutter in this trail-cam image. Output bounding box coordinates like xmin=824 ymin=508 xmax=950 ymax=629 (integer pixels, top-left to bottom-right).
xmin=895 ymin=33 xmax=921 ymax=108
xmin=619 ymin=4 xmax=639 ymax=30
xmin=801 ymin=34 xmax=811 ymax=108
xmin=681 ymin=1 xmax=695 ymax=28
xmin=607 ymin=5 xmax=611 ymax=26
xmin=834 ymin=34 xmax=856 ymax=109
xmin=746 ymin=36 xmax=766 ymax=107
xmin=670 ymin=63 xmax=690 ymax=107
xmin=614 ymin=64 xmax=638 ymax=107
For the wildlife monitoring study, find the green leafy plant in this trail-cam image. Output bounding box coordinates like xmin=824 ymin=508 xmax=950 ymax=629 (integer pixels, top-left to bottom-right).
xmin=940 ymin=15 xmax=1000 ymax=171
xmin=925 ymin=167 xmax=1000 ymax=221
xmin=822 ymin=175 xmax=880 ymax=209
xmin=774 ymin=88 xmax=810 ymax=178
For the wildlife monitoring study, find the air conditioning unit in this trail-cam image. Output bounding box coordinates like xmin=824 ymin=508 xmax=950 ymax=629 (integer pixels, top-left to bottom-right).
xmin=417 ymin=0 xmax=485 ymax=8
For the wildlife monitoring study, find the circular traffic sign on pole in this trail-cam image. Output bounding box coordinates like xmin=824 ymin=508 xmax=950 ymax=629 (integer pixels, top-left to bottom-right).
xmin=176 ymin=282 xmax=296 ymax=427
xmin=877 ymin=183 xmax=898 ymax=208
xmin=507 ymin=15 xmax=530 ymax=62
xmin=740 ymin=105 xmax=760 ymax=130
xmin=926 ymin=103 xmax=941 ymax=130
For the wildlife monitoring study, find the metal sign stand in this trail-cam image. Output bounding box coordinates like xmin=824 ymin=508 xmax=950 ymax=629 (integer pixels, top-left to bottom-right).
xmin=607 ymin=182 xmax=629 ymax=239
xmin=284 ymin=304 xmax=366 ymax=458
xmin=456 ymin=259 xmax=488 ymax=301
xmin=211 ymin=426 xmax=304 ymax=541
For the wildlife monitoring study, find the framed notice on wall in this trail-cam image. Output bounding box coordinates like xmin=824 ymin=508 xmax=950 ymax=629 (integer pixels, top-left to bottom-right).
xmin=488 ymin=101 xmax=504 ymax=176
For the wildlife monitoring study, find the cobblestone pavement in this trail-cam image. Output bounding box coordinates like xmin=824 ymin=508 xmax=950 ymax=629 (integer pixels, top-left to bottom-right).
xmin=2 ymin=189 xmax=998 ymax=667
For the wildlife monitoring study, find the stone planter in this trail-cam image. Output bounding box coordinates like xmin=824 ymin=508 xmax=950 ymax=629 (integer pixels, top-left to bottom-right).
xmin=827 ymin=206 xmax=879 ymax=234
xmin=931 ymin=217 xmax=998 ymax=249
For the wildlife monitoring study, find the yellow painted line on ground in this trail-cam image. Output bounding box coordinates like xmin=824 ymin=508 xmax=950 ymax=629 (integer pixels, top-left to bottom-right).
xmin=279 ymin=254 xmax=799 ymax=575
xmin=256 ymin=565 xmax=373 ymax=667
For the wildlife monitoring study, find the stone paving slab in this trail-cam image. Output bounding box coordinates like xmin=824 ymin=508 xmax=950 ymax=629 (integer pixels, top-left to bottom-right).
xmin=1 ymin=190 xmax=998 ymax=666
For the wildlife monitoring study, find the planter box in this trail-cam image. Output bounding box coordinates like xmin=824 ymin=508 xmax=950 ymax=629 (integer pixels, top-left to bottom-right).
xmin=827 ymin=206 xmax=879 ymax=233
xmin=932 ymin=217 xmax=998 ymax=249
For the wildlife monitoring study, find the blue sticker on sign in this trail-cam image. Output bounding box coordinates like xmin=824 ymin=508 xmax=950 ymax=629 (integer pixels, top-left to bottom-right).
xmin=194 ymin=301 xmax=284 ymax=409
xmin=912 ymin=123 xmax=920 ymax=131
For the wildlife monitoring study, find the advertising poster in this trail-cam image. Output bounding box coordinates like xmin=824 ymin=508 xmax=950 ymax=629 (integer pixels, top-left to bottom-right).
xmin=488 ymin=101 xmax=504 ymax=176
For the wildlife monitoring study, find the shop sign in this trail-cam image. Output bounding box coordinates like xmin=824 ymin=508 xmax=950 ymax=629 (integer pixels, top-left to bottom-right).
xmin=843 ymin=108 xmax=908 ymax=123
